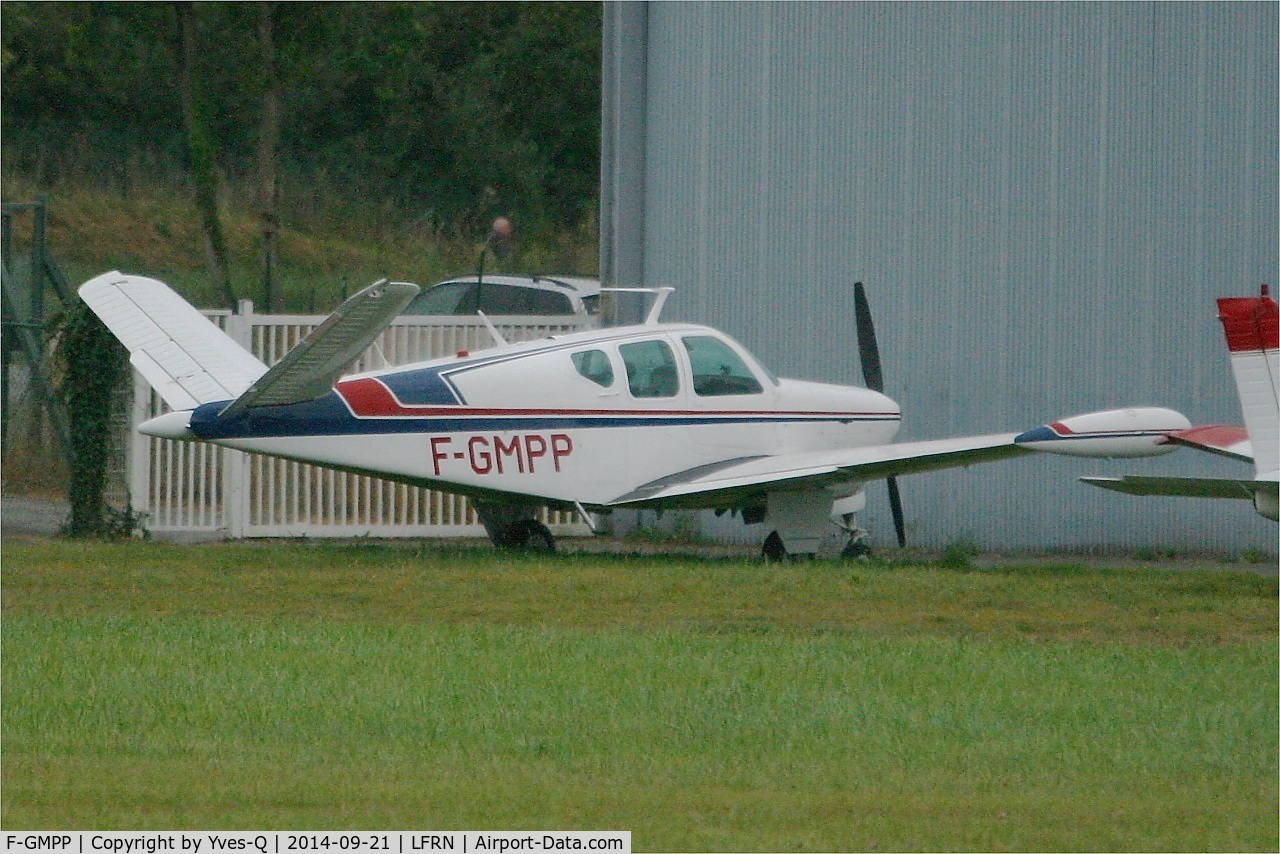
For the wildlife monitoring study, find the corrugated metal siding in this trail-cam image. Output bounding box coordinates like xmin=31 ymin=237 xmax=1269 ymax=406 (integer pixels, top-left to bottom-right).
xmin=633 ymin=1 xmax=1277 ymax=550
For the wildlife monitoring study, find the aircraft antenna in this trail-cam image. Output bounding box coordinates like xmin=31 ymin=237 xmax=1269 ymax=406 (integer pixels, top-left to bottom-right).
xmin=598 ymin=286 xmax=676 ymax=324
xmin=477 ymin=310 xmax=509 ymax=347
xmin=644 ymin=287 xmax=674 ymax=323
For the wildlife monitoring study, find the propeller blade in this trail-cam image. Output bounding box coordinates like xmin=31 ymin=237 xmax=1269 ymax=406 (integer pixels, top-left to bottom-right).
xmin=853 ymin=281 xmax=884 ymax=392
xmin=887 ymin=476 xmax=906 ymax=547
xmin=855 ymin=282 xmax=906 ymax=547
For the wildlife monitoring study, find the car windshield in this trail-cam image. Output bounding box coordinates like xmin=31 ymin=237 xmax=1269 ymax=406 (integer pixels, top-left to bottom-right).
xmin=402 ymin=282 xmax=576 ymax=315
xmin=404 ymin=282 xmax=473 ymax=314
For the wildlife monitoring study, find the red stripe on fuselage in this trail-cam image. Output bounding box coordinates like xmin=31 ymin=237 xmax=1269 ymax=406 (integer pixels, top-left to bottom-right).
xmin=335 ymin=377 xmax=410 ymax=416
xmin=1217 ymin=294 xmax=1279 ymax=354
xmin=334 ymin=377 xmax=894 ymax=421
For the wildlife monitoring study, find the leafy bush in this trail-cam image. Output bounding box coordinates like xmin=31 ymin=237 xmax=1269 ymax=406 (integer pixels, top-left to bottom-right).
xmin=54 ymin=302 xmax=131 ymax=537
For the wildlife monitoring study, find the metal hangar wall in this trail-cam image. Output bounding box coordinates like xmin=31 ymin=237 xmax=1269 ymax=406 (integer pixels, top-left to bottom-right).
xmin=600 ymin=2 xmax=1278 ymax=552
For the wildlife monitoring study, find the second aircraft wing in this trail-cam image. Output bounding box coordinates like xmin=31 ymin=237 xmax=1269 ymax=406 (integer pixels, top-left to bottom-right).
xmin=608 ymin=433 xmax=1029 ymax=508
xmin=608 ymin=406 xmax=1192 ymax=510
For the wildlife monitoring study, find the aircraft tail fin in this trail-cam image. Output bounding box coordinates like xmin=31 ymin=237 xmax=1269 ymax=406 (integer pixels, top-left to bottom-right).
xmin=219 ymin=279 xmax=419 ymax=419
xmin=1217 ymin=287 xmax=1279 ymax=478
xmin=79 ymin=271 xmax=268 ymax=411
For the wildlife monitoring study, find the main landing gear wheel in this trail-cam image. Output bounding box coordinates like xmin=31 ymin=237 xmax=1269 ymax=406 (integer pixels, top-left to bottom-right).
xmin=762 ymin=531 xmax=787 ymax=561
xmin=490 ymin=519 xmax=555 ymax=551
xmin=512 ymin=519 xmax=555 ymax=552
xmin=477 ymin=502 xmax=557 ymax=552
xmin=762 ymin=531 xmax=814 ymax=562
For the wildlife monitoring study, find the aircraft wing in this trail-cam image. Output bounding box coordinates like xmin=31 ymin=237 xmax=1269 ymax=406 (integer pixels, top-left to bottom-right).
xmin=219 ymin=280 xmax=419 ymax=419
xmin=1080 ymin=475 xmax=1263 ymax=501
xmin=609 ymin=433 xmax=1029 ymax=508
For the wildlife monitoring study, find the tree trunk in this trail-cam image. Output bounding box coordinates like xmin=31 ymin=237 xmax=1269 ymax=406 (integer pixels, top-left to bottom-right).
xmin=174 ymin=1 xmax=235 ymax=308
xmin=258 ymin=2 xmax=281 ymax=312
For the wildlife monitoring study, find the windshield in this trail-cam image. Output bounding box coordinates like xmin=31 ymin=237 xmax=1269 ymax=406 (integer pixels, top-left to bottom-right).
xmin=402 ymin=282 xmax=473 ymax=314
xmin=402 ymin=282 xmax=576 ymax=316
xmin=682 ymin=335 xmax=764 ymax=395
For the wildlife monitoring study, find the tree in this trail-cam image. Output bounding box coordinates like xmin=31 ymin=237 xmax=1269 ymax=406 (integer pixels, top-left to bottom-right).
xmin=1 ymin=2 xmax=184 ymax=191
xmin=2 ymin=2 xmax=604 ymax=243
xmin=258 ymin=1 xmax=281 ymax=311
xmin=174 ymin=1 xmax=235 ymax=307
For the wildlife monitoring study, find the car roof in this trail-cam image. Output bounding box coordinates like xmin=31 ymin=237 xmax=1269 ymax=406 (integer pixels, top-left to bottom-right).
xmin=400 ymin=273 xmax=603 ymax=317
xmin=434 ymin=274 xmax=600 ymax=294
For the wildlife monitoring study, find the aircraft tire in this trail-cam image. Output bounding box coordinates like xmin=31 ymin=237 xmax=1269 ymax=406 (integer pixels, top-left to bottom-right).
xmin=482 ymin=521 xmax=524 ymax=549
xmin=762 ymin=531 xmax=788 ymax=562
xmin=516 ymin=519 xmax=556 ymax=552
xmin=841 ymin=538 xmax=873 ymax=559
xmin=479 ymin=502 xmax=545 ymax=550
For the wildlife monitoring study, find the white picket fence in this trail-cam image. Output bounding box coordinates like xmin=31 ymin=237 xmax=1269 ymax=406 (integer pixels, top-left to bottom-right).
xmin=126 ymin=303 xmax=594 ymax=539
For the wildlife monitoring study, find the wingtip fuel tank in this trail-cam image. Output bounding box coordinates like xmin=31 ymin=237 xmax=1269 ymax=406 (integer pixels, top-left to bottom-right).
xmin=1014 ymin=407 xmax=1191 ymax=458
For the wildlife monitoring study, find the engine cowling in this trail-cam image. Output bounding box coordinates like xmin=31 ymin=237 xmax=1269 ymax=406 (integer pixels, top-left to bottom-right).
xmin=1014 ymin=407 xmax=1191 ymax=458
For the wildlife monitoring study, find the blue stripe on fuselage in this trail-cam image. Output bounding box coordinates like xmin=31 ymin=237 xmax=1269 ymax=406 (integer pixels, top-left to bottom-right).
xmin=188 ymin=392 xmax=899 ymax=440
xmin=377 ymin=365 xmax=464 ymax=405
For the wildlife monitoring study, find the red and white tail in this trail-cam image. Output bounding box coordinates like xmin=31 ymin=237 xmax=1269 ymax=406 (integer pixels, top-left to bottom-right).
xmin=1217 ymin=286 xmax=1279 ymax=481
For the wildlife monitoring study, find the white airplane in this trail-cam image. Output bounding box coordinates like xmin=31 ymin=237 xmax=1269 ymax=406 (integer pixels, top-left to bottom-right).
xmin=1081 ymin=286 xmax=1279 ymax=521
xmin=81 ymin=270 xmax=1195 ymax=558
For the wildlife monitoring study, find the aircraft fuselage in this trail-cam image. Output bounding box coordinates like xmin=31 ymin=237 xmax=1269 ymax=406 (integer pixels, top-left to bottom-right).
xmin=165 ymin=322 xmax=902 ymax=509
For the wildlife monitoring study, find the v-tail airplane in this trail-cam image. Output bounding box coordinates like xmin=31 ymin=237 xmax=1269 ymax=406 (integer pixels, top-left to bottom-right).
xmin=1082 ymin=286 xmax=1279 ymax=521
xmin=81 ymin=271 xmax=1195 ymax=557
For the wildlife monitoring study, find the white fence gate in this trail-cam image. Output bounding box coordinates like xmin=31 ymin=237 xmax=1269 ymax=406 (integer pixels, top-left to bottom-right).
xmin=127 ymin=304 xmax=594 ymax=539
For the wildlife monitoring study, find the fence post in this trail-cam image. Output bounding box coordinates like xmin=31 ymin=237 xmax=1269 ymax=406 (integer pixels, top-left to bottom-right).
xmin=127 ymin=374 xmax=153 ymax=526
xmin=1 ymin=210 xmax=13 ymax=449
xmin=30 ymin=199 xmax=48 ymax=320
xmin=221 ymin=300 xmax=256 ymax=538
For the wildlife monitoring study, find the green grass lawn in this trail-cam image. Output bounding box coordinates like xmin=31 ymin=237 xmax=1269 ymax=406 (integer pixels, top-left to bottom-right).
xmin=3 ymin=538 xmax=1276 ymax=850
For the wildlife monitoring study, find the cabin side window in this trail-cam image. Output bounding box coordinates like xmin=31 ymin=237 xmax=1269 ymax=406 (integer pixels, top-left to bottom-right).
xmin=619 ymin=339 xmax=679 ymax=398
xmin=571 ymin=349 xmax=614 ymax=388
xmin=682 ymin=335 xmax=764 ymax=396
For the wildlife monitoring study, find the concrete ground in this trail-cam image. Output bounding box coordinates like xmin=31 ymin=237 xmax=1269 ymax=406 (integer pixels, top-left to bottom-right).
xmin=2 ymin=493 xmax=68 ymax=537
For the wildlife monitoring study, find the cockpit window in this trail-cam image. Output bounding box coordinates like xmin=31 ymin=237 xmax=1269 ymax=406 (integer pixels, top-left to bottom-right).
xmin=682 ymin=335 xmax=764 ymax=396
xmin=571 ymin=349 xmax=614 ymax=387
xmin=620 ymin=339 xmax=679 ymax=398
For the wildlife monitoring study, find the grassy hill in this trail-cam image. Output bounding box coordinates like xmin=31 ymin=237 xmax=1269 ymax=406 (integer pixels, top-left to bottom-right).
xmin=0 ymin=178 xmax=597 ymax=497
xmin=4 ymin=177 xmax=599 ymax=312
